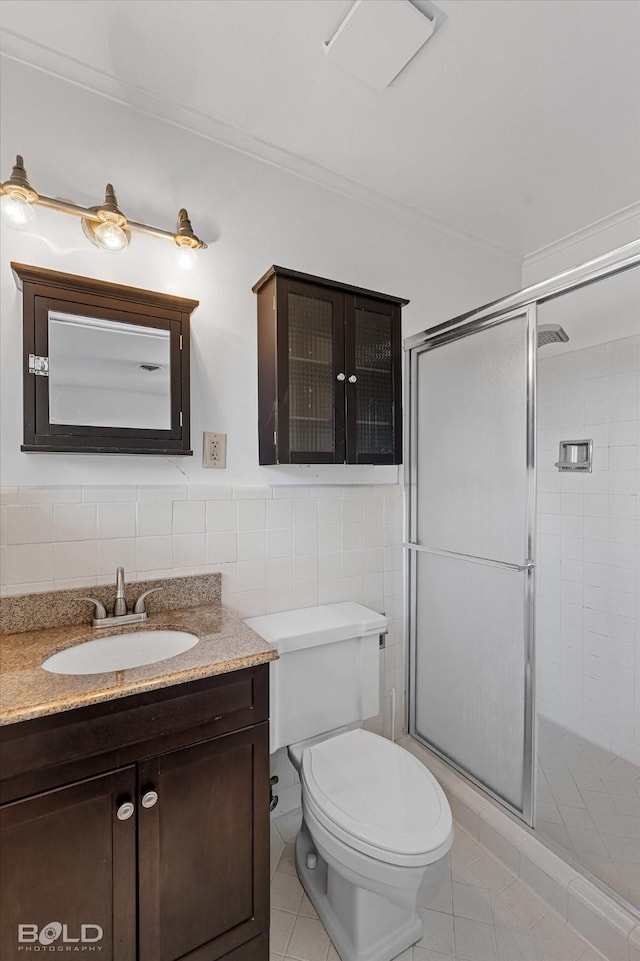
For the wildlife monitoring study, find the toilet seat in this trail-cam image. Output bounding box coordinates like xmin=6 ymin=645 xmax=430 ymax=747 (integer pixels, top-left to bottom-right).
xmin=301 ymin=729 xmax=453 ymax=868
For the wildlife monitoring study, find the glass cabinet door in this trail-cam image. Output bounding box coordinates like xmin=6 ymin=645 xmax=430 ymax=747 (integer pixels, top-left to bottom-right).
xmin=283 ymin=280 xmax=345 ymax=463
xmin=346 ymin=296 xmax=401 ymax=464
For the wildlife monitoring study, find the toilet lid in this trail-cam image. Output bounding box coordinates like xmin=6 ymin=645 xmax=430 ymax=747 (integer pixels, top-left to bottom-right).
xmin=301 ymin=729 xmax=453 ymax=867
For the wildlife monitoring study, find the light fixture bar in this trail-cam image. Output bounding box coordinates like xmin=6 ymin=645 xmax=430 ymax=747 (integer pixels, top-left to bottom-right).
xmin=1 ymin=155 xmax=207 ymax=253
xmin=37 ymin=195 xmax=102 ymax=221
xmin=38 ymin=196 xmax=181 ymax=241
xmin=127 ymin=219 xmax=187 ymax=243
xmin=39 ymin=196 xmax=206 ymax=245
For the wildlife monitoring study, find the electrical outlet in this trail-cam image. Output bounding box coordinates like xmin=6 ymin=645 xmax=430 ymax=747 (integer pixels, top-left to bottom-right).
xmin=202 ymin=431 xmax=227 ymax=468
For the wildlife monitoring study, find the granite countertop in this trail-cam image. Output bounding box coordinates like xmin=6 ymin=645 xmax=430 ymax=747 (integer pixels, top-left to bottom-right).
xmin=0 ymin=605 xmax=277 ymax=726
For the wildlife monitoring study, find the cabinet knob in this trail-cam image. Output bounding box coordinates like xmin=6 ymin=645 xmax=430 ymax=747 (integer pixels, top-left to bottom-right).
xmin=141 ymin=790 xmax=159 ymax=809
xmin=336 ymin=373 xmax=346 ymax=382
xmin=116 ymin=800 xmax=135 ymax=821
xmin=348 ymin=374 xmax=357 ymax=384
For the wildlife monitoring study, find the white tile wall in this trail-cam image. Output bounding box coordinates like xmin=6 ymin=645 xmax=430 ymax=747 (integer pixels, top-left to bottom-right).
xmin=0 ymin=482 xmax=406 ymax=756
xmin=536 ymin=335 xmax=640 ymax=765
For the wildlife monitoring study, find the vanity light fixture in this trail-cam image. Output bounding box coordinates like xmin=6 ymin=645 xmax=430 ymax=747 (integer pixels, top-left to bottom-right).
xmin=174 ymin=208 xmax=202 ymax=270
xmin=81 ymin=184 xmax=131 ymax=253
xmin=0 ymin=155 xmax=38 ymax=230
xmin=1 ymin=155 xmax=208 ymax=262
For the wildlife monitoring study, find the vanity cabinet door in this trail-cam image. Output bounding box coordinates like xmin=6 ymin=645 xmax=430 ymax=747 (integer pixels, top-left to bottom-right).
xmin=0 ymin=767 xmax=136 ymax=961
xmin=137 ymin=722 xmax=270 ymax=961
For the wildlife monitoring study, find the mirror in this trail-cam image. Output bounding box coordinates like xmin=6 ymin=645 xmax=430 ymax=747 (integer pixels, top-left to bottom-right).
xmin=13 ymin=263 xmax=197 ymax=455
xmin=48 ymin=312 xmax=171 ymax=430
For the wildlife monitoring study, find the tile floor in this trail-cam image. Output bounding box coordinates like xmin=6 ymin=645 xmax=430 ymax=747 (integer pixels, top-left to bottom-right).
xmin=537 ymin=715 xmax=640 ymax=910
xmin=270 ymin=809 xmax=608 ymax=961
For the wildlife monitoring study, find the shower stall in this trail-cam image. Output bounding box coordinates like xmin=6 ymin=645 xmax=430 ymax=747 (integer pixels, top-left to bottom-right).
xmin=405 ymin=240 xmax=640 ymax=914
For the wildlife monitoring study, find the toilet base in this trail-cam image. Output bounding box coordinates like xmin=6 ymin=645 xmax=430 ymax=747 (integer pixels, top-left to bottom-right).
xmin=295 ymin=824 xmax=423 ymax=961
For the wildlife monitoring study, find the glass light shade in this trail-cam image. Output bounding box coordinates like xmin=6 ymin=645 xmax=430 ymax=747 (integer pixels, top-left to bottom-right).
xmin=177 ymin=244 xmax=197 ymax=270
xmin=94 ymin=220 xmax=128 ymax=252
xmin=1 ymin=191 xmax=36 ymax=230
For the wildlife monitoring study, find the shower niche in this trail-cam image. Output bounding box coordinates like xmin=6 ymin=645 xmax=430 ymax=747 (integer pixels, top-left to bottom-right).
xmin=554 ymin=438 xmax=593 ymax=471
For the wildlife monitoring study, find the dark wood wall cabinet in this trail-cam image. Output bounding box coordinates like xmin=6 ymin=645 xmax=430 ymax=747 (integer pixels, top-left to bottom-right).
xmin=0 ymin=666 xmax=270 ymax=961
xmin=13 ymin=263 xmax=197 ymax=455
xmin=253 ymin=266 xmax=408 ymax=465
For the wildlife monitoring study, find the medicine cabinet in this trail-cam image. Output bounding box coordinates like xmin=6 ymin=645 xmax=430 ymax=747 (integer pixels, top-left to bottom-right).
xmin=13 ymin=263 xmax=196 ymax=455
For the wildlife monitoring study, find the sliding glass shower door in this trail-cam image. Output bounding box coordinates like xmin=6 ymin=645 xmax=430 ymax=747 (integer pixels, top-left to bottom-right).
xmin=407 ymin=307 xmax=536 ymax=821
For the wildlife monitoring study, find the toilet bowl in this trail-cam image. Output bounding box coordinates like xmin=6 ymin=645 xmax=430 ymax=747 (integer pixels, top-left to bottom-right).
xmin=244 ymin=603 xmax=454 ymax=961
xmin=289 ymin=728 xmax=453 ymax=961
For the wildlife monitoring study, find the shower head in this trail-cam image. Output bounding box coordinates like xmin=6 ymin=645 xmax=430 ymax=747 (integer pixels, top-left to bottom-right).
xmin=537 ymin=324 xmax=569 ymax=348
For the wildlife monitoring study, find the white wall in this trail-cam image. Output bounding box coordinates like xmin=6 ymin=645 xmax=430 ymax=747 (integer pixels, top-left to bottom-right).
xmin=0 ymin=56 xmax=521 ymax=489
xmin=536 ymin=336 xmax=640 ymax=765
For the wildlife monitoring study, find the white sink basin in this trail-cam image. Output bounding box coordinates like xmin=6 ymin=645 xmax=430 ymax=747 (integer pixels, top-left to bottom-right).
xmin=42 ymin=630 xmax=199 ymax=675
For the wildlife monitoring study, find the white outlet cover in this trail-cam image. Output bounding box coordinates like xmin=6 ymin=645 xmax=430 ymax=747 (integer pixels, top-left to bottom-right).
xmin=203 ymin=431 xmax=227 ymax=469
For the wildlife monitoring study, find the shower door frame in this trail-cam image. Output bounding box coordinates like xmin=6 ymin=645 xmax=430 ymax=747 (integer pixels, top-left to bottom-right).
xmin=404 ymin=238 xmax=640 ymax=828
xmin=406 ymin=305 xmax=537 ymax=824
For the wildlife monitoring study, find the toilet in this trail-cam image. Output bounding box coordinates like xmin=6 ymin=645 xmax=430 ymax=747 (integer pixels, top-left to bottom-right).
xmin=245 ymin=603 xmax=453 ymax=961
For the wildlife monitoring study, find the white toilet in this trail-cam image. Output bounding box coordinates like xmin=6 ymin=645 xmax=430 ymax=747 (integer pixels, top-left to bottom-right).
xmin=246 ymin=603 xmax=453 ymax=961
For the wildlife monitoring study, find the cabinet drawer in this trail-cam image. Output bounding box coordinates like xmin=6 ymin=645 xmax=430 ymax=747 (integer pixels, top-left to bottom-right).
xmin=0 ymin=665 xmax=269 ymax=802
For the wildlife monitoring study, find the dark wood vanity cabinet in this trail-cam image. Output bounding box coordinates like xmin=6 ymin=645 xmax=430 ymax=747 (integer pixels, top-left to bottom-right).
xmin=253 ymin=266 xmax=408 ymax=465
xmin=0 ymin=666 xmax=270 ymax=961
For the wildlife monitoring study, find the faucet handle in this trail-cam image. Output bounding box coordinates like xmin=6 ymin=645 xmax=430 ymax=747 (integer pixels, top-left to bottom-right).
xmin=74 ymin=596 xmax=108 ymax=619
xmin=133 ymin=587 xmax=162 ymax=615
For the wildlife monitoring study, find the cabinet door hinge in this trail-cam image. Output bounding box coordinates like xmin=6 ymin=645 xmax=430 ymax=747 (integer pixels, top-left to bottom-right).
xmin=28 ymin=354 xmax=49 ymax=376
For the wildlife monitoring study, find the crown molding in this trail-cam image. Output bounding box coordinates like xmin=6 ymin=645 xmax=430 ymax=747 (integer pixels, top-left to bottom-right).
xmin=524 ymin=200 xmax=640 ymax=269
xmin=0 ymin=28 xmax=521 ymax=267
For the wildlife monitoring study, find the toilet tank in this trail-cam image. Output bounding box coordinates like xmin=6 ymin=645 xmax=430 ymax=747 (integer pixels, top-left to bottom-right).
xmin=245 ymin=603 xmax=386 ymax=753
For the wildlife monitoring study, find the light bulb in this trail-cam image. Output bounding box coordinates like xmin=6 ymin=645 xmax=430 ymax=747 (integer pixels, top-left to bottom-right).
xmin=1 ymin=191 xmax=36 ymax=230
xmin=94 ymin=220 xmax=128 ymax=252
xmin=177 ymin=244 xmax=197 ymax=270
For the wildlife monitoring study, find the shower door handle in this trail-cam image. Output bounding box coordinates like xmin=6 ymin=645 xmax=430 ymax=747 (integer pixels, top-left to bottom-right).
xmin=407 ymin=544 xmax=534 ymax=573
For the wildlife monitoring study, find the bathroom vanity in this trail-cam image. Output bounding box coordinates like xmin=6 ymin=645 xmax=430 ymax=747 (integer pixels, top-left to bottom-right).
xmin=0 ymin=576 xmax=276 ymax=961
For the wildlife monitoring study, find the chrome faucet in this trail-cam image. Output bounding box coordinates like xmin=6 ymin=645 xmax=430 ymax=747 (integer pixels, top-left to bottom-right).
xmin=113 ymin=566 xmax=127 ymax=617
xmin=76 ymin=568 xmax=161 ymax=628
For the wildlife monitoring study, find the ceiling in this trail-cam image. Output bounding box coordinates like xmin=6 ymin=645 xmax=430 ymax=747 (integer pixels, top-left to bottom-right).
xmin=1 ymin=0 xmax=639 ymax=258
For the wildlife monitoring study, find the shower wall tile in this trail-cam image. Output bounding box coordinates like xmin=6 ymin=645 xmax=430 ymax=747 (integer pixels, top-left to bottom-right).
xmin=536 ymin=334 xmax=640 ymax=766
